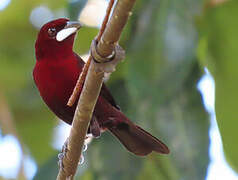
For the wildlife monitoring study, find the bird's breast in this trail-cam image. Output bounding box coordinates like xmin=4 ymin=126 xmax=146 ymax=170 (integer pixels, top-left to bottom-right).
xmin=33 ymin=58 xmax=80 ymax=123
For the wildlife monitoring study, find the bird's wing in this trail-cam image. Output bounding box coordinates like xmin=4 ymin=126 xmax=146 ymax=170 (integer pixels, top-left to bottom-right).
xmin=100 ymin=83 xmax=120 ymax=110
xmin=74 ymin=53 xmax=120 ymax=110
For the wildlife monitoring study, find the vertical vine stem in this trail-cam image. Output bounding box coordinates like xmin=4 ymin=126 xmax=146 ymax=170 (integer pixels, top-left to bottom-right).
xmin=67 ymin=0 xmax=115 ymax=107
xmin=57 ymin=0 xmax=136 ymax=179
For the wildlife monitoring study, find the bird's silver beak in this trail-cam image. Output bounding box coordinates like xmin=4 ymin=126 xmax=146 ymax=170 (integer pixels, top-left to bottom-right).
xmin=65 ymin=21 xmax=82 ymax=29
xmin=56 ymin=21 xmax=82 ymax=42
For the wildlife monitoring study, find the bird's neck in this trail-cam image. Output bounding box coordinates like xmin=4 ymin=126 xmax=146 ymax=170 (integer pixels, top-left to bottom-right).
xmin=35 ymin=37 xmax=75 ymax=61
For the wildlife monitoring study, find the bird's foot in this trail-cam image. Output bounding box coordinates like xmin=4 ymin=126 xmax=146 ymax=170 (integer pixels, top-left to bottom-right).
xmin=90 ymin=39 xmax=125 ymax=73
xmin=58 ymin=138 xmax=69 ymax=171
xmin=89 ymin=116 xmax=101 ymax=138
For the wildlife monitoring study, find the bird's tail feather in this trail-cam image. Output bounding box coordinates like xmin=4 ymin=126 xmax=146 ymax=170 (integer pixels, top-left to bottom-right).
xmin=108 ymin=121 xmax=169 ymax=156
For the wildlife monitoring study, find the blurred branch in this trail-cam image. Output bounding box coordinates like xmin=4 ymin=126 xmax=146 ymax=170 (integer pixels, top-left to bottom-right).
xmin=0 ymin=93 xmax=17 ymax=136
xmin=0 ymin=92 xmax=26 ymax=180
xmin=57 ymin=0 xmax=136 ymax=179
xmin=206 ymin=0 xmax=229 ymax=8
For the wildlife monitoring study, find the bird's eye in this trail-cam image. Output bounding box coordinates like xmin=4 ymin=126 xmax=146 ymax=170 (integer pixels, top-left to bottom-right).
xmin=48 ymin=28 xmax=57 ymax=37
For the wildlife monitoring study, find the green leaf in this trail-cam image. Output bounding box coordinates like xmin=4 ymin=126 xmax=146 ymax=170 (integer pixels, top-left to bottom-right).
xmin=198 ymin=0 xmax=238 ymax=172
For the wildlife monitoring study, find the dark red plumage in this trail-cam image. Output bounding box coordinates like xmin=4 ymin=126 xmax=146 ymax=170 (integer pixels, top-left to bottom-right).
xmin=33 ymin=18 xmax=169 ymax=156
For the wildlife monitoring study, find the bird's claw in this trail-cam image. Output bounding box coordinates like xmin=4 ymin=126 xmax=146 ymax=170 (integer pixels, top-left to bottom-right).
xmin=58 ymin=138 xmax=69 ymax=170
xmin=89 ymin=116 xmax=101 ymax=138
xmin=90 ymin=39 xmax=125 ymax=73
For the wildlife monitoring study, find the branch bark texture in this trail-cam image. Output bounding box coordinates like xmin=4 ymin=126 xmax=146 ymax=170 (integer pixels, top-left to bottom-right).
xmin=57 ymin=0 xmax=136 ymax=179
xmin=97 ymin=0 xmax=135 ymax=58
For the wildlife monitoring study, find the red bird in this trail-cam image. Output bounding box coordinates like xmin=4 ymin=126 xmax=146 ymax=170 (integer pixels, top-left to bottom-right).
xmin=33 ymin=18 xmax=169 ymax=156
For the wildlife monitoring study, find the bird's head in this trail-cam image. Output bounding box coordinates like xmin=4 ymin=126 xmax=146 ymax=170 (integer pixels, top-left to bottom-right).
xmin=35 ymin=18 xmax=81 ymax=60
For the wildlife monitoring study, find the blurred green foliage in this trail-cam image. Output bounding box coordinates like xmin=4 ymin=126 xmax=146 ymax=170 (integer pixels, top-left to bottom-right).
xmin=0 ymin=0 xmax=67 ymax=165
xmin=198 ymin=0 xmax=238 ymax=173
xmin=0 ymin=0 xmax=237 ymax=179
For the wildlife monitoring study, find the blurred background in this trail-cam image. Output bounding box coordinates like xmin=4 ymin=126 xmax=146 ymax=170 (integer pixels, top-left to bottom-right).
xmin=0 ymin=0 xmax=238 ymax=179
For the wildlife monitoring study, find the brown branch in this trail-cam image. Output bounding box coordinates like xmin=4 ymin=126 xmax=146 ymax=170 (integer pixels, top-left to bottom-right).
xmin=67 ymin=57 xmax=91 ymax=106
xmin=0 ymin=92 xmax=26 ymax=179
xmin=205 ymin=0 xmax=229 ymax=9
xmin=209 ymin=0 xmax=229 ymax=6
xmin=96 ymin=0 xmax=135 ymax=59
xmin=67 ymin=0 xmax=115 ymax=107
xmin=57 ymin=0 xmax=136 ymax=179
